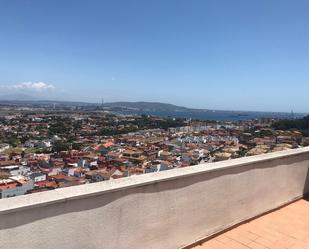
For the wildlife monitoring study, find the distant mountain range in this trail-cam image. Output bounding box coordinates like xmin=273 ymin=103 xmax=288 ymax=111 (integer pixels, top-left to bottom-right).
xmin=0 ymin=95 xmax=306 ymax=118
xmin=0 ymin=94 xmax=93 ymax=106
xmin=103 ymin=101 xmax=196 ymax=112
xmin=0 ymin=93 xmax=39 ymax=101
xmin=0 ymin=94 xmax=199 ymax=112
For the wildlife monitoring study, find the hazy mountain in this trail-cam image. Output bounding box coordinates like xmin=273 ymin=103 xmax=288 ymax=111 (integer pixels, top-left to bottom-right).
xmin=0 ymin=97 xmax=92 ymax=106
xmin=0 ymin=93 xmax=38 ymax=101
xmin=0 ymin=98 xmax=202 ymax=112
xmin=103 ymin=101 xmax=194 ymax=112
xmin=0 ymin=99 xmax=302 ymax=118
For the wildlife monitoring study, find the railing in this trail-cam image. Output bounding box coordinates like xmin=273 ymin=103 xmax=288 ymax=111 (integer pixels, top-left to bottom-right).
xmin=1 ymin=147 xmax=309 ymax=249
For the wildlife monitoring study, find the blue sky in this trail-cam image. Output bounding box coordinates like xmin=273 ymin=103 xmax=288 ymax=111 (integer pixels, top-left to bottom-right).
xmin=0 ymin=0 xmax=308 ymax=112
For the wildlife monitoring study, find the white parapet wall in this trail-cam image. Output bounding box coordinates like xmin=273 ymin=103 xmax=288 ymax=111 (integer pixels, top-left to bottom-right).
xmin=1 ymin=147 xmax=309 ymax=249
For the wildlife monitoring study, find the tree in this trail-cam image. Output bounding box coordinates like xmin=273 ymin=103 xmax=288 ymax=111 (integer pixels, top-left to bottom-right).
xmin=52 ymin=141 xmax=70 ymax=153
xmin=21 ymin=150 xmax=25 ymax=159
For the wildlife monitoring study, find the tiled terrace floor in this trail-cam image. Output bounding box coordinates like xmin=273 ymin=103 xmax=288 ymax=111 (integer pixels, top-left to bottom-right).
xmin=193 ymin=199 xmax=309 ymax=249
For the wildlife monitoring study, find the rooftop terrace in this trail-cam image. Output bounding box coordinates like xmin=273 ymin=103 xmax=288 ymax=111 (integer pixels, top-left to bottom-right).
xmin=1 ymin=147 xmax=309 ymax=249
xmin=193 ymin=199 xmax=309 ymax=249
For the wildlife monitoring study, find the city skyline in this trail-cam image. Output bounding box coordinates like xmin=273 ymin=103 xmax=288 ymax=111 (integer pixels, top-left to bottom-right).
xmin=1 ymin=0 xmax=309 ymax=112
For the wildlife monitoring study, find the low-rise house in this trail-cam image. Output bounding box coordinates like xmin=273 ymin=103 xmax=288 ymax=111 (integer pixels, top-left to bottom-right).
xmin=0 ymin=160 xmax=17 ymax=167
xmin=49 ymin=174 xmax=81 ymax=188
xmin=78 ymin=158 xmax=91 ymax=168
xmin=246 ymin=145 xmax=270 ymax=156
xmin=85 ymin=170 xmax=110 ymax=182
xmin=109 ymin=168 xmax=124 ymax=179
xmin=0 ymin=143 xmax=10 ymax=153
xmin=48 ymin=167 xmax=63 ymax=176
xmin=24 ymin=140 xmax=35 ymax=148
xmin=0 ymin=176 xmax=34 ymax=199
xmin=1 ymin=165 xmax=30 ymax=176
xmin=158 ymin=151 xmax=172 ymax=160
xmin=30 ymin=180 xmax=57 ymax=192
xmin=122 ymin=149 xmax=144 ymax=161
xmin=276 ymin=135 xmax=293 ymax=144
xmin=214 ymin=152 xmax=232 ymax=162
xmin=29 ymin=172 xmax=47 ymax=183
xmin=36 ymin=140 xmax=52 ymax=149
xmin=145 ymin=161 xmax=174 ymax=173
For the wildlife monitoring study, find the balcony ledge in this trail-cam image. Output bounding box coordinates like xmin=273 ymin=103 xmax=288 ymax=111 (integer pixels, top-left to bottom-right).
xmin=1 ymin=147 xmax=308 ymax=215
xmin=1 ymin=147 xmax=309 ymax=249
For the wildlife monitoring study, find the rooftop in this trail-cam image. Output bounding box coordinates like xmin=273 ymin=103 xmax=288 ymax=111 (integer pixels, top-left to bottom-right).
xmin=193 ymin=199 xmax=309 ymax=249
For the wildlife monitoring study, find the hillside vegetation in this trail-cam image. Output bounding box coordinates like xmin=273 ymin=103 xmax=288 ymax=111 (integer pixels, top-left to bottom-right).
xmin=272 ymin=115 xmax=309 ymax=136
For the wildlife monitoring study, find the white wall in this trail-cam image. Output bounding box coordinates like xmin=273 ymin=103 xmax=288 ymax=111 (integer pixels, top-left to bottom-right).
xmin=1 ymin=147 xmax=309 ymax=249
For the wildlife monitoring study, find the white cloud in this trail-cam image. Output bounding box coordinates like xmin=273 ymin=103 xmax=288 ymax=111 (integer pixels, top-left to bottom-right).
xmin=1 ymin=82 xmax=55 ymax=91
xmin=13 ymin=82 xmax=55 ymax=91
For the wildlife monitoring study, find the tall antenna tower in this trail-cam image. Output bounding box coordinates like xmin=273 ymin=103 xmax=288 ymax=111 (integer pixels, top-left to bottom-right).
xmin=291 ymin=110 xmax=294 ymax=119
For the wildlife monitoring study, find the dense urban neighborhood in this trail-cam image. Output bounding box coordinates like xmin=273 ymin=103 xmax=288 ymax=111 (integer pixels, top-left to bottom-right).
xmin=0 ymin=104 xmax=308 ymax=199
